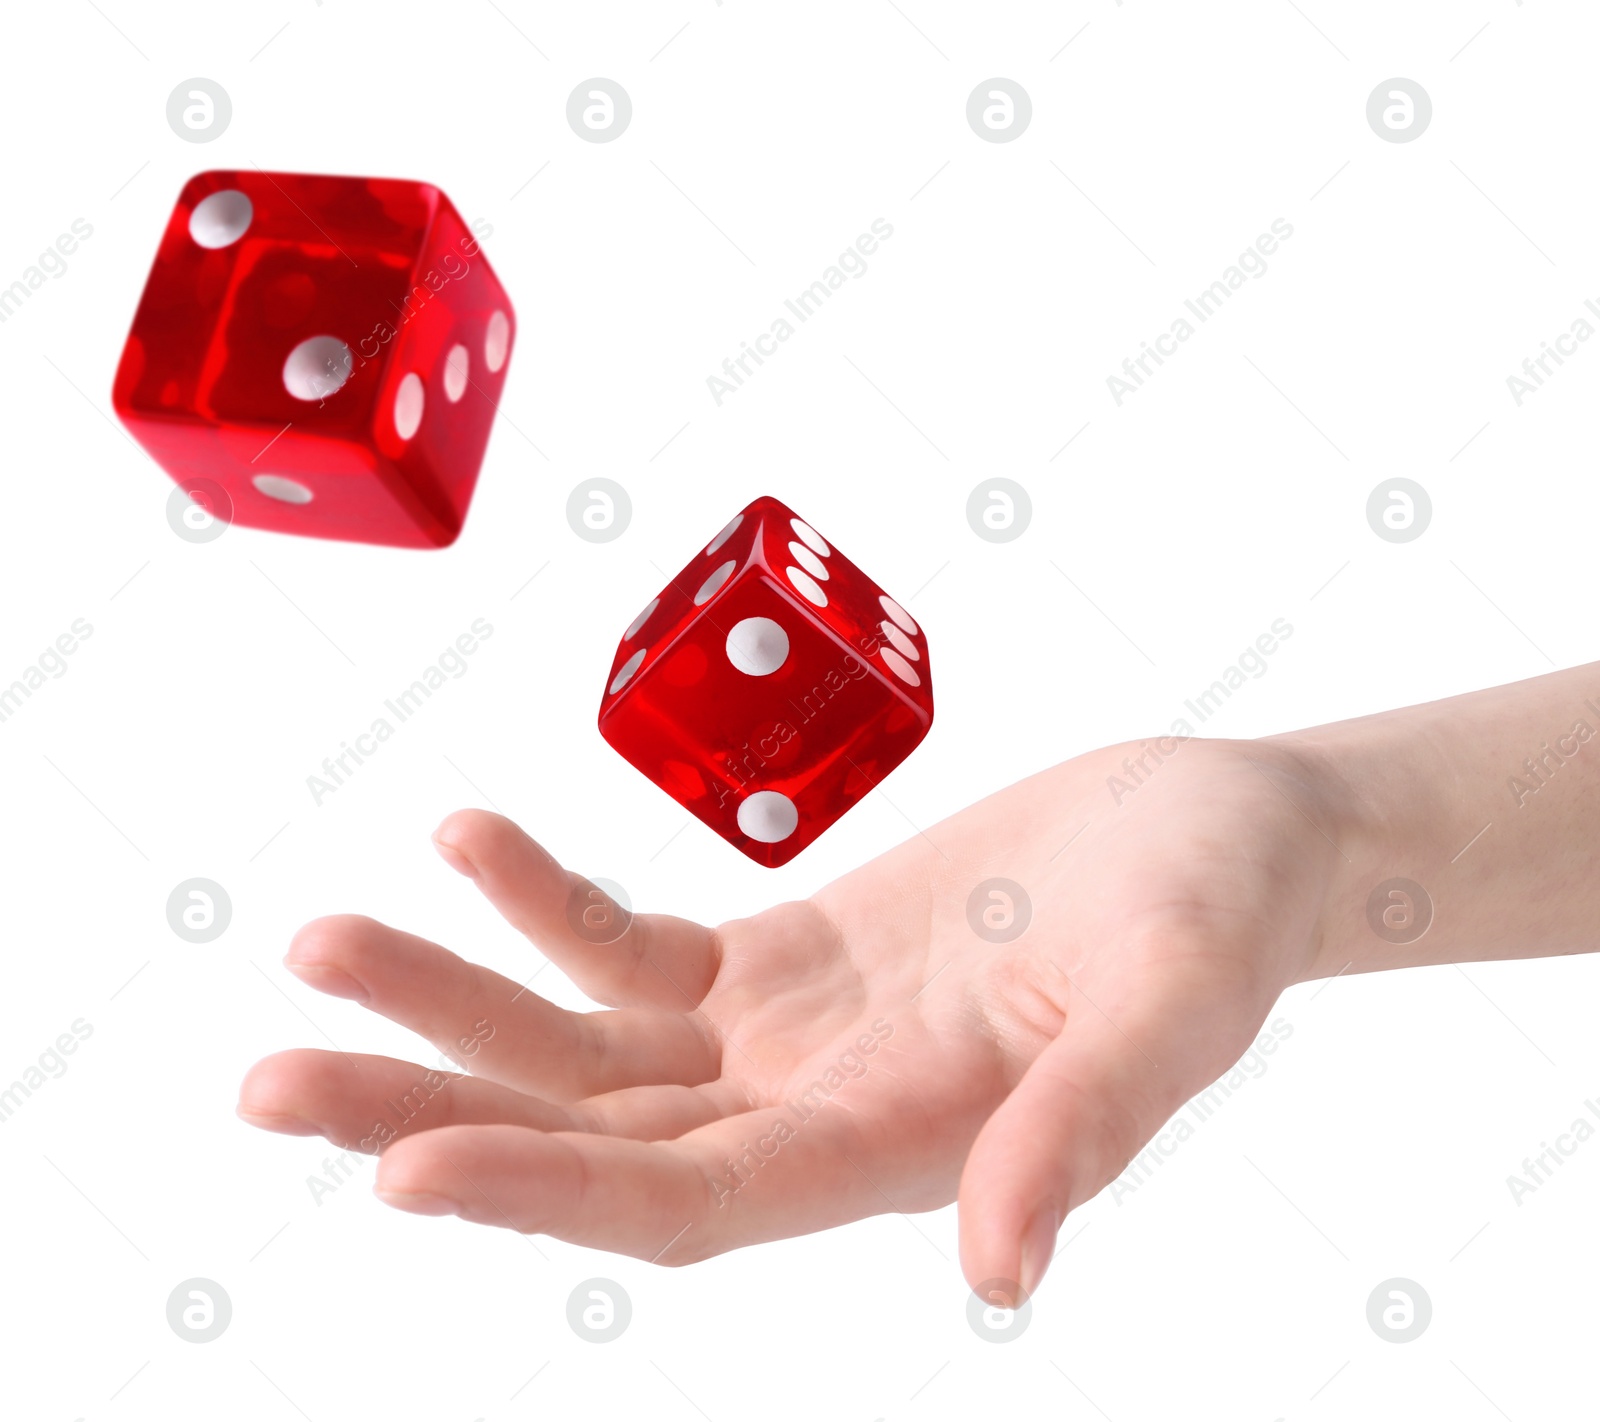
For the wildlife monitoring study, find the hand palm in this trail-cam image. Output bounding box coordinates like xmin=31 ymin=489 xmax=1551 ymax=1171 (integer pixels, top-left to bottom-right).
xmin=241 ymin=739 xmax=1335 ymax=1296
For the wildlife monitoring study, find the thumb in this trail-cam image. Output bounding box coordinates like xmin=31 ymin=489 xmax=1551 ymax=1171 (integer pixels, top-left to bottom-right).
xmin=957 ymin=961 xmax=1262 ymax=1302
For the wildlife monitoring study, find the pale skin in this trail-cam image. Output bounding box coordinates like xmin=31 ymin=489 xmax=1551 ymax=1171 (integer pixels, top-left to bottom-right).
xmin=240 ymin=662 xmax=1600 ymax=1300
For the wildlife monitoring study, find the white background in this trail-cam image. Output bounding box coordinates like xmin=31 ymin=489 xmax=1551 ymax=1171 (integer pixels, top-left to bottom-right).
xmin=2 ymin=1 xmax=1598 ymax=1418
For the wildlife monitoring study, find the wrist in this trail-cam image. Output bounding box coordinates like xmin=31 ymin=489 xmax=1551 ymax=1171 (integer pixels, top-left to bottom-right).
xmin=1268 ymin=663 xmax=1600 ymax=983
xmin=1266 ymin=716 xmax=1448 ymax=984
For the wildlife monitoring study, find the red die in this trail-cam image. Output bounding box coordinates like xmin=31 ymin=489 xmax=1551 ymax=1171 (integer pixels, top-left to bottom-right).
xmin=599 ymin=497 xmax=933 ymax=866
xmin=112 ymin=170 xmax=514 ymax=548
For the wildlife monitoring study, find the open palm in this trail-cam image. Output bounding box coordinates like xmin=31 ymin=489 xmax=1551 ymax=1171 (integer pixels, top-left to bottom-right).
xmin=240 ymin=737 xmax=1340 ymax=1298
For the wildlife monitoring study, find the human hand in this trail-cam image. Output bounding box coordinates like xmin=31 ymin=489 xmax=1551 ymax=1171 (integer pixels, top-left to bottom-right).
xmin=240 ymin=734 xmax=1349 ymax=1299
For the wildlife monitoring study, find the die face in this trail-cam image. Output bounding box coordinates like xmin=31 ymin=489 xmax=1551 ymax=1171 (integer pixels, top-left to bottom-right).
xmin=598 ymin=498 xmax=933 ymax=866
xmin=378 ymin=201 xmax=514 ymax=537
xmin=112 ymin=171 xmax=514 ymax=548
xmin=746 ymin=500 xmax=932 ymax=703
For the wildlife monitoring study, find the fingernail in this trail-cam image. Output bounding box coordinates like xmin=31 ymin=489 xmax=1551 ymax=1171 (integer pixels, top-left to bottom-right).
xmin=375 ymin=1187 xmax=462 ymax=1217
xmin=433 ymin=837 xmax=478 ymax=880
xmin=1019 ymin=1207 xmax=1060 ymax=1300
xmin=236 ymin=1106 xmax=324 ymax=1136
xmin=283 ymin=961 xmax=369 ymax=1004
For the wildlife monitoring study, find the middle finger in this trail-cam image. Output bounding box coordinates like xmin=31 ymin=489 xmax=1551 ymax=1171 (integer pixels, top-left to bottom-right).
xmin=285 ymin=915 xmax=721 ymax=1102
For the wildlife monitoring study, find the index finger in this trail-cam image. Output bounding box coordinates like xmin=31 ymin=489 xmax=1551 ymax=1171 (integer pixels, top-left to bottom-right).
xmin=432 ymin=810 xmax=721 ymax=1011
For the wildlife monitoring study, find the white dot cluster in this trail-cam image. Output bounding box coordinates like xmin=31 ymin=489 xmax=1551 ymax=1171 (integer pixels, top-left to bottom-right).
xmin=784 ymin=519 xmax=831 ymax=608
xmin=727 ymin=515 xmax=831 ymax=843
xmin=876 ymin=594 xmax=924 ymax=686
xmin=612 ymin=593 xmax=661 ymax=692
xmin=779 ymin=518 xmax=927 ymax=687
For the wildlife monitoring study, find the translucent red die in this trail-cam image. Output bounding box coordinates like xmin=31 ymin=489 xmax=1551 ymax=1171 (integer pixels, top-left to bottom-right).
xmin=599 ymin=496 xmax=934 ymax=866
xmin=112 ymin=170 xmax=514 ymax=548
